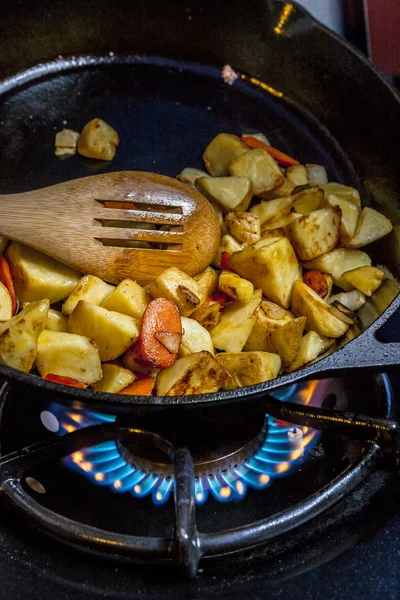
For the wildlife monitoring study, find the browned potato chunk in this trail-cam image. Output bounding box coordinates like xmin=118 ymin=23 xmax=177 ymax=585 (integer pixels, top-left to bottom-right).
xmin=250 ymin=196 xmax=293 ymax=226
xmin=212 ymin=234 xmax=244 ymax=268
xmin=176 ymin=168 xmax=210 ymax=185
xmin=286 ymin=165 xmax=308 ymax=186
xmin=46 ymin=309 xmax=69 ymax=332
xmin=286 ymin=331 xmax=334 ymax=373
xmin=229 ymin=148 xmax=284 ymax=195
xmin=196 ymin=176 xmax=253 ymax=213
xmin=244 ymin=300 xmax=293 ymax=352
xmin=342 ymin=266 xmax=384 ymax=296
xmin=230 ymin=238 xmax=301 ymax=309
xmin=203 ymin=134 xmax=248 ymax=176
xmin=224 ymin=212 xmax=260 ymax=245
xmin=179 ymin=317 xmax=214 ymax=357
xmin=194 ymin=267 xmax=218 ymax=300
xmin=150 ymin=267 xmax=202 ymax=317
xmin=190 ymin=299 xmax=222 ymax=331
xmin=320 ymin=183 xmax=361 ymax=209
xmin=0 ymin=299 xmax=49 ymax=372
xmin=210 ymin=289 xmax=262 ymax=352
xmin=260 ymin=211 xmax=301 ymax=232
xmin=77 ymin=118 xmax=119 ymax=161
xmin=156 ymin=351 xmax=226 ymax=395
xmin=219 ymin=271 xmax=254 ymax=303
xmin=216 ymin=351 xmax=281 ymax=389
xmin=328 ymin=290 xmax=366 ymax=311
xmin=55 ymin=129 xmax=80 ymax=157
xmin=62 ymin=275 xmax=115 ymax=315
xmin=286 ymin=207 xmax=341 ymax=261
xmin=348 ymin=207 xmax=393 ymax=248
xmin=291 ymin=281 xmax=349 ymax=338
xmin=303 ymin=248 xmax=372 ymax=290
xmin=325 ymin=194 xmax=360 ymax=246
xmin=259 ymin=178 xmax=295 ymax=200
xmin=292 ymin=187 xmax=324 ymax=214
xmin=91 ymin=363 xmax=136 ymax=393
xmin=306 ymin=164 xmax=328 ymax=186
xmin=101 ymin=279 xmax=150 ymax=320
xmin=269 ymin=316 xmax=307 ymax=368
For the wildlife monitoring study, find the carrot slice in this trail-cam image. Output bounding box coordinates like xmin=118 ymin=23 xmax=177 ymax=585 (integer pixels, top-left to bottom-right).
xmin=139 ymin=297 xmax=182 ymax=368
xmin=303 ymin=270 xmax=329 ymax=298
xmin=43 ymin=374 xmax=87 ymax=388
xmin=220 ymin=251 xmax=231 ymax=272
xmin=0 ymin=256 xmax=17 ymax=315
xmin=119 ymin=373 xmax=154 ymax=396
xmin=241 ymin=135 xmax=300 ymax=167
xmin=210 ymin=290 xmax=229 ymax=308
xmin=104 ymin=201 xmax=136 ymax=209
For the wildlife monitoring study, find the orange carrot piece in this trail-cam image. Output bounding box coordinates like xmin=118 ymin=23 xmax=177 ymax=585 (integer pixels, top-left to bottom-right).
xmin=303 ymin=270 xmax=329 ymax=298
xmin=140 ymin=297 xmax=182 ymax=368
xmin=119 ymin=373 xmax=154 ymax=396
xmin=104 ymin=201 xmax=136 ymax=209
xmin=0 ymin=256 xmax=17 ymax=315
xmin=241 ymin=135 xmax=300 ymax=167
xmin=43 ymin=374 xmax=87 ymax=388
xmin=210 ymin=290 xmax=229 ymax=308
xmin=220 ymin=251 xmax=231 ymax=272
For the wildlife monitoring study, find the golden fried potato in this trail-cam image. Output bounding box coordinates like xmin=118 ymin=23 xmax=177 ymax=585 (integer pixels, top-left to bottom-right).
xmin=46 ymin=309 xmax=69 ymax=332
xmin=291 ymin=281 xmax=349 ymax=338
xmin=243 ymin=300 xmax=293 ymax=352
xmin=190 ymin=299 xmax=222 ymax=331
xmin=150 ymin=267 xmax=202 ymax=317
xmin=229 ymin=148 xmax=284 ymax=195
xmin=77 ymin=118 xmax=119 ymax=160
xmin=269 ymin=316 xmax=307 ymax=367
xmin=156 ymin=351 xmax=226 ymax=396
xmin=210 ymin=289 xmax=262 ymax=352
xmin=224 ymin=212 xmax=261 ymax=244
xmin=250 ymin=196 xmax=293 ymax=226
xmin=325 ymin=194 xmax=360 ymax=246
xmin=342 ymin=266 xmax=384 ymax=296
xmin=216 ymin=351 xmax=281 ymax=389
xmin=292 ymin=187 xmax=324 ymax=214
xmin=212 ymin=234 xmax=244 ymax=268
xmin=303 ymin=248 xmax=371 ymax=291
xmin=91 ymin=363 xmax=136 ymax=393
xmin=203 ymin=133 xmax=248 ymax=176
xmin=0 ymin=282 xmax=12 ymax=322
xmin=286 ymin=208 xmax=341 ymax=261
xmin=348 ymin=207 xmax=393 ymax=248
xmin=286 ymin=165 xmax=308 ymax=186
xmin=176 ymin=167 xmax=210 ymax=185
xmin=194 ymin=267 xmax=218 ymax=300
xmin=62 ymin=275 xmax=115 ymax=315
xmin=219 ymin=271 xmax=254 ymax=303
xmin=196 ymin=176 xmax=253 ymax=213
xmin=101 ymin=279 xmax=150 ymax=319
xmin=286 ymin=331 xmax=334 ymax=373
xmin=179 ymin=317 xmax=214 ymax=357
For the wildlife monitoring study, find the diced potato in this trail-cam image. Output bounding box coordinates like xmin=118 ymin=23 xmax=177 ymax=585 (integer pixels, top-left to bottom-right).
xmin=203 ymin=133 xmax=248 ymax=176
xmin=0 ymin=282 xmax=12 ymax=322
xmin=177 ymin=167 xmax=210 ymax=185
xmin=259 ymin=178 xmax=295 ymax=200
xmin=259 ymin=227 xmax=286 ymax=239
xmin=179 ymin=317 xmax=214 ymax=357
xmin=219 ymin=271 xmax=254 ymax=303
xmin=156 ymin=351 xmax=226 ymax=396
xmin=62 ymin=275 xmax=114 ymax=315
xmin=194 ymin=267 xmax=218 ymax=300
xmin=36 ymin=329 xmax=102 ymax=384
xmin=196 ymin=176 xmax=253 ymax=213
xmin=6 ymin=242 xmax=81 ymax=304
xmin=0 ymin=299 xmax=49 ymax=372
xmin=306 ymin=164 xmax=328 ymax=186
xmin=320 ymin=183 xmax=361 ymax=209
xmin=101 ymin=279 xmax=150 ymax=319
xmin=150 ymin=267 xmax=202 ymax=317
xmin=55 ymin=129 xmax=80 ymax=156
xmin=342 ymin=266 xmax=384 ymax=296
xmin=190 ymin=299 xmax=222 ymax=330
xmin=69 ymin=301 xmax=139 ymax=361
xmin=286 ymin=165 xmax=308 ymax=186
xmin=77 ymin=118 xmax=119 ymax=161
xmin=348 ymin=207 xmax=393 ymax=248
xmin=230 ymin=238 xmax=301 ymax=309
xmin=291 ymin=281 xmax=349 ymax=338
xmin=0 ymin=236 xmax=9 ymax=254
xmin=252 ymin=236 xmax=283 ymax=250
xmin=250 ymin=196 xmax=293 ymax=226
xmin=212 ymin=234 xmax=244 ymax=268
xmin=286 ymin=207 xmax=341 ymax=261
xmin=325 ymin=194 xmax=360 ymax=246
xmin=122 ymin=345 xmax=160 ymax=379
xmin=46 ymin=309 xmax=69 ymax=332
xmin=287 ymin=331 xmax=334 ymax=373
xmin=303 ymin=248 xmax=372 ymax=290
xmin=210 ymin=289 xmax=262 ymax=352
xmin=216 ymin=351 xmax=281 ymax=389
xmin=261 ymin=211 xmax=301 ymax=231
xmin=328 ymin=290 xmax=366 ymax=311
xmin=225 ymin=212 xmax=260 ymax=244
xmin=269 ymin=316 xmax=307 ymax=367
xmin=229 ymin=148 xmax=284 ymax=195
xmin=91 ymin=363 xmax=136 ymax=393
xmin=244 ymin=300 xmax=293 ymax=352
xmin=292 ymin=187 xmax=324 ymax=214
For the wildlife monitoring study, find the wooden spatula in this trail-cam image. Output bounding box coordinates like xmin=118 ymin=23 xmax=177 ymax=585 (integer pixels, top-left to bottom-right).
xmin=0 ymin=171 xmax=221 ymax=284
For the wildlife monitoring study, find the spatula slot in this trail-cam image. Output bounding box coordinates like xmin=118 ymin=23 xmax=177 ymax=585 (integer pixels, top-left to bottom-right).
xmin=97 ymin=239 xmax=183 ymax=250
xmin=95 ymin=199 xmax=183 ymax=214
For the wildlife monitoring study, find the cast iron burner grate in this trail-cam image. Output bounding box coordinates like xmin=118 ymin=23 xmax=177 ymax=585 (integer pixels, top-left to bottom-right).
xmin=0 ymin=374 xmax=398 ymax=578
xmin=47 ymin=382 xmax=323 ymax=504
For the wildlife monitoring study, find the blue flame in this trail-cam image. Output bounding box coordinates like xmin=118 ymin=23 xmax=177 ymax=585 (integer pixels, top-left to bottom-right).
xmin=49 ymin=381 xmax=323 ymax=505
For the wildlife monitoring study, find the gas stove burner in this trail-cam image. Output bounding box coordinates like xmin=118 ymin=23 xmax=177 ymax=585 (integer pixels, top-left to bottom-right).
xmin=48 ymin=380 xmax=327 ymax=505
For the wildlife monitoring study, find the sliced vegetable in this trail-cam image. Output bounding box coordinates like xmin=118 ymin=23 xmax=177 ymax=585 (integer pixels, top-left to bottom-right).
xmin=292 ymin=187 xmax=324 ymax=215
xmin=101 ymin=279 xmax=150 ymax=320
xmin=194 ymin=267 xmax=218 ymax=300
xmin=62 ymin=275 xmax=115 ymax=315
xmin=287 ymin=331 xmax=334 ymax=373
xmin=328 ymin=290 xmax=366 ymax=311
xmin=303 ymin=248 xmax=372 ymax=290
xmin=210 ymin=289 xmax=262 ymax=352
xmin=203 ymin=133 xmax=248 ymax=176
xmin=122 ymin=341 xmax=160 ymax=377
xmin=212 ymin=234 xmax=244 ymax=268
xmin=0 ymin=256 xmax=17 ymax=315
xmin=43 ymin=374 xmax=87 ymax=388
xmin=91 ymin=363 xmax=136 ymax=393
xmin=46 ymin=309 xmax=69 ymax=332
xmin=0 ymin=299 xmax=49 ymax=372
xmin=303 ymin=270 xmax=332 ymax=299
xmin=224 ymin=212 xmax=261 ymax=244
xmin=179 ymin=316 xmax=214 ymax=357
xmin=216 ymin=351 xmax=281 ymax=389
xmin=196 ymin=176 xmax=253 ymax=213
xmin=291 ymin=281 xmax=349 ymax=338
xmin=286 ymin=165 xmax=308 ymax=186
xmin=286 ymin=207 xmax=341 ymax=261
xmin=348 ymin=207 xmax=393 ymax=248
xmin=250 ymin=196 xmax=293 ymax=226
xmin=140 ymin=297 xmax=182 ymax=368
xmin=219 ymin=271 xmax=254 ymax=303
xmin=191 ymin=298 xmax=222 ymax=330
xmin=119 ymin=373 xmax=155 ymax=396
xmin=320 ymin=183 xmax=361 ymax=209
xmin=220 ymin=252 xmax=231 ymax=272
xmin=229 ymin=148 xmax=284 ymax=195
xmin=342 ymin=266 xmax=384 ymax=296
xmin=269 ymin=316 xmax=306 ymax=367
xmin=243 ymin=300 xmax=293 ymax=352
xmin=155 ymin=351 xmax=226 ymax=396
xmin=325 ymin=194 xmax=360 ymax=246
xmin=150 ymin=267 xmax=202 ymax=317
xmin=241 ymin=135 xmax=300 ymax=167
